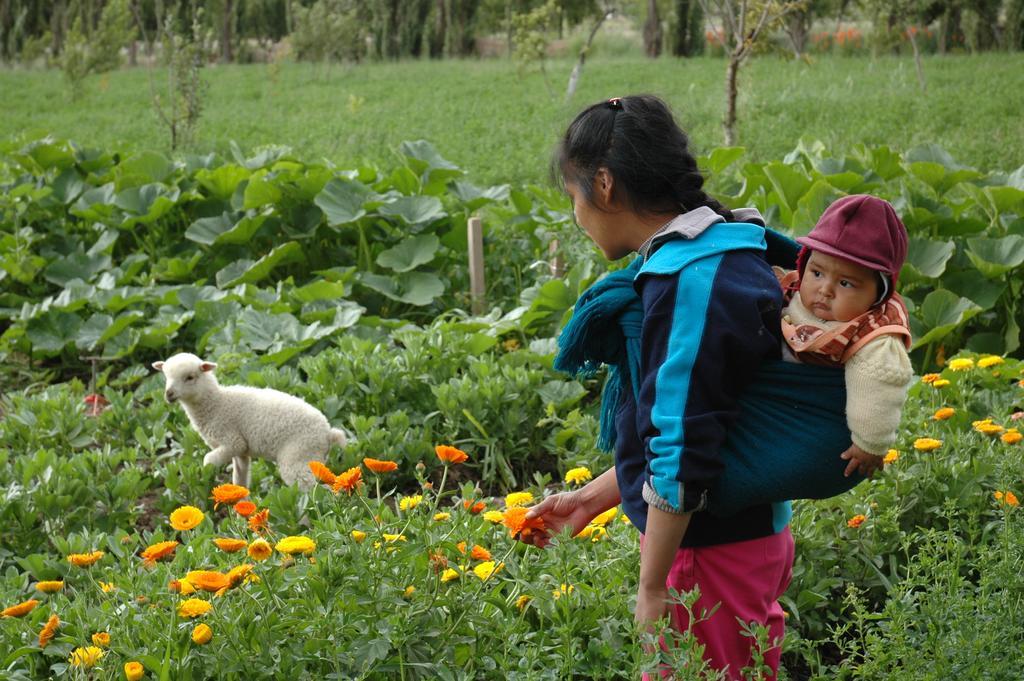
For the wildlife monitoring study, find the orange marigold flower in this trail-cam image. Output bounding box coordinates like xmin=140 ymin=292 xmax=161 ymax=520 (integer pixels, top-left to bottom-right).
xmin=185 ymin=571 xmax=231 ymax=593
xmin=2 ymin=599 xmax=39 ymax=618
xmin=248 ymin=508 xmax=270 ymax=533
xmin=67 ymin=550 xmax=105 ymax=567
xmin=994 ymin=491 xmax=1004 ymax=501
xmin=211 ymin=484 xmax=250 ymax=507
xmin=428 ymin=550 xmax=448 ymax=572
xmin=124 ymin=661 xmax=145 ymax=681
xmin=213 ymin=537 xmax=248 ymax=553
xmin=140 ymin=540 xmax=179 ymax=567
xmin=34 ymin=580 xmax=64 ymax=593
xmin=920 ymin=373 xmax=941 ymax=384
xmin=225 ymin=564 xmax=254 ymax=587
xmin=1001 ymin=429 xmax=1022 ymax=445
xmin=38 ymin=614 xmax=59 ymax=648
xmin=308 ymin=461 xmax=337 ymax=486
xmin=435 ymin=444 xmax=468 ymax=464
xmin=463 ymin=499 xmax=486 ymax=514
xmin=177 ymin=598 xmax=212 ymax=618
xmin=1006 ymin=491 xmax=1020 ymax=507
xmin=933 ymin=407 xmax=955 ymax=420
xmin=191 ymin=623 xmax=213 ymax=645
xmin=847 ymin=514 xmax=867 ymax=528
xmin=91 ymin=632 xmax=111 ymax=647
xmin=234 ymin=500 xmax=257 ymax=517
xmin=364 ymin=457 xmax=399 ymax=474
xmin=169 ymin=505 xmax=205 ymax=531
xmin=470 ymin=545 xmax=492 ymax=561
xmin=502 ymin=506 xmax=546 ymax=539
xmin=883 ymin=449 xmax=900 ymax=465
xmin=332 ymin=466 xmax=363 ymax=495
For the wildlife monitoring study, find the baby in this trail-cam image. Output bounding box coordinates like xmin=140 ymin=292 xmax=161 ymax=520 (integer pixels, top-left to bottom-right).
xmin=776 ymin=195 xmax=913 ymax=477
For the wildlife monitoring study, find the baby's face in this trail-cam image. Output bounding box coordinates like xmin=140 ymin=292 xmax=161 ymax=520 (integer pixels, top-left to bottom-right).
xmin=799 ymin=251 xmax=881 ymax=322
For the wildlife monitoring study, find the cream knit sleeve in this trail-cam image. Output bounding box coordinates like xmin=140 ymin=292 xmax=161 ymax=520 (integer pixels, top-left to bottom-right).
xmin=844 ymin=335 xmax=914 ymax=455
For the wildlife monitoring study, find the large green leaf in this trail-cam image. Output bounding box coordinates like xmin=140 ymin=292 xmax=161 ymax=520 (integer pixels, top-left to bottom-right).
xmin=537 ymin=380 xmax=587 ymax=409
xmin=901 ymin=237 xmax=955 ymax=282
xmin=451 ymin=181 xmax=511 ymax=211
xmin=315 ymin=178 xmax=370 ymax=226
xmin=185 ymin=211 xmax=268 ymax=246
xmin=378 ymin=195 xmax=445 ymax=225
xmin=51 ymin=168 xmax=87 ymax=205
xmin=243 ymin=171 xmax=284 ymax=209
xmin=909 ymin=290 xmax=982 ymax=349
xmin=791 ymin=180 xmax=842 ymax=235
xmin=138 ymin=307 xmax=194 ymax=348
xmin=940 ymin=270 xmax=1006 ymax=309
xmin=116 ymin=183 xmax=181 ymax=227
xmin=195 ymin=164 xmax=251 ymax=200
xmin=698 ymin=147 xmax=745 ymax=175
xmin=26 ymin=310 xmax=83 ymax=354
xmin=44 ymin=251 xmax=112 ymax=286
xmin=400 ymin=139 xmax=461 ymax=178
xmin=762 ymin=162 xmax=812 ymax=214
xmin=965 ymin=235 xmax=1024 ymax=278
xmin=116 ymin=150 xmax=175 ymax=187
xmin=358 ymin=271 xmax=445 ymax=306
xmin=215 ymin=242 xmax=304 ymax=288
xmin=70 ymin=183 xmax=117 ymax=222
xmin=376 ymin=234 xmax=440 ymax=272
xmin=76 ymin=310 xmax=146 ymax=350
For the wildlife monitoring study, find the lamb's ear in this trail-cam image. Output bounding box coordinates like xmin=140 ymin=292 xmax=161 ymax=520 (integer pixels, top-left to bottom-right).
xmin=200 ymin=362 xmax=217 ymax=372
xmin=152 ymin=361 xmax=165 ymax=372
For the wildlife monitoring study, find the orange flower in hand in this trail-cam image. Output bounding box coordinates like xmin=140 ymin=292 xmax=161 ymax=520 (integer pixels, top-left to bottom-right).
xmin=502 ymin=507 xmax=546 ymax=539
xmin=435 ymin=445 xmax=468 ymax=465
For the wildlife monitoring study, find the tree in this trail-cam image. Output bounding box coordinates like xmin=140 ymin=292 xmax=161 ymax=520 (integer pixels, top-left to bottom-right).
xmin=672 ymin=0 xmax=704 ymax=56
xmin=642 ymin=0 xmax=661 ymax=56
xmin=566 ymin=2 xmax=613 ymax=98
xmin=697 ymin=0 xmax=802 ymax=145
xmin=865 ymin=0 xmax=928 ymax=91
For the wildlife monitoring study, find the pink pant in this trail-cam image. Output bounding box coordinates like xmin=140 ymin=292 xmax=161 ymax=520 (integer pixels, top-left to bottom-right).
xmin=640 ymin=528 xmax=794 ymax=680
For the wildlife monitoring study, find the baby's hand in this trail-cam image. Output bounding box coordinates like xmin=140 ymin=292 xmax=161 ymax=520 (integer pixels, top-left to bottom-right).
xmin=840 ymin=444 xmax=884 ymax=478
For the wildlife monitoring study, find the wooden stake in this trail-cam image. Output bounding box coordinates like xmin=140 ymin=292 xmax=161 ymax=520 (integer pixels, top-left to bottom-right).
xmin=467 ymin=216 xmax=485 ymax=314
xmin=549 ymin=239 xmax=564 ymax=278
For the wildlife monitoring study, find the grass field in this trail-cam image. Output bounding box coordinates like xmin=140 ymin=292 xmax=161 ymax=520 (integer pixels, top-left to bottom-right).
xmin=2 ymin=53 xmax=1022 ymax=185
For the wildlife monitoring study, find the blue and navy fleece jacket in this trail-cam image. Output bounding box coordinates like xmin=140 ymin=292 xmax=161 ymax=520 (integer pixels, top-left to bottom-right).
xmin=614 ymin=221 xmax=789 ymax=547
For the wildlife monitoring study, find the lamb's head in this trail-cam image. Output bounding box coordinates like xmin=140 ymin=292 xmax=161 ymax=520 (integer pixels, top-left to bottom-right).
xmin=152 ymin=353 xmax=219 ymax=404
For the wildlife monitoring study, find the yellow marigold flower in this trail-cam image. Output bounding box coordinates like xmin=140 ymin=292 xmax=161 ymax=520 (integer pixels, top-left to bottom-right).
xmin=994 ymin=491 xmax=1005 ymax=501
xmin=67 ymin=550 xmax=104 ymax=567
xmin=332 ymin=466 xmax=363 ymax=494
xmin=441 ymin=568 xmax=460 ymax=582
xmin=213 ymin=537 xmax=248 ymax=553
xmin=515 ymin=594 xmax=532 ymax=611
xmin=177 ymin=598 xmax=212 ymax=618
xmin=169 ymin=505 xmax=204 ymax=531
xmin=211 ymin=484 xmax=250 ymax=507
xmin=275 ymin=536 xmax=316 ymax=555
xmin=974 ymin=421 xmax=1005 ymax=436
xmin=124 ymin=661 xmax=145 ymax=681
xmin=185 ymin=571 xmax=231 ymax=593
xmin=69 ymin=646 xmax=104 ymax=668
xmin=1 ymin=599 xmax=39 ymax=618
xmin=473 ymin=561 xmax=504 ymax=581
xmin=350 ymin=530 xmax=367 ymax=543
xmin=91 ymin=632 xmax=111 ymax=647
xmin=433 ymin=512 xmax=451 ymax=521
xmin=592 ymin=507 xmax=619 ymax=526
xmin=621 ymin=514 xmax=633 ymax=526
xmin=308 ymin=461 xmax=337 ymax=486
xmin=913 ymin=438 xmax=942 ymax=452
xmin=883 ymin=449 xmax=900 ymax=465
xmin=399 ymin=495 xmax=423 ymax=511
xmin=933 ymin=407 xmax=955 ymax=420
xmin=140 ymin=540 xmax=179 ymax=566
xmin=564 ymin=466 xmax=593 ymax=485
xmin=470 ymin=545 xmax=492 ymax=561
xmin=34 ymin=580 xmax=64 ymax=593
xmin=191 ymin=623 xmax=213 ymax=645
xmin=978 ymin=355 xmax=1005 ymax=368
xmin=38 ymin=614 xmax=59 ymax=648
xmin=234 ymin=500 xmax=257 ymax=517
xmin=502 ymin=338 xmax=521 ymax=352
xmin=403 ymin=585 xmax=416 ymax=598
xmin=99 ymin=581 xmax=117 ymax=593
xmin=482 ymin=510 xmax=504 ymax=524
xmin=225 ymin=564 xmax=254 ymax=587
xmin=435 ymin=445 xmax=469 ymax=464
xmin=364 ymin=457 xmax=399 ymax=474
xmin=505 ymin=491 xmax=534 ymax=508
xmin=552 ymin=584 xmax=574 ymax=599
xmin=578 ymin=525 xmax=607 ymax=541
xmin=247 ymin=538 xmax=272 ymax=561
xmin=948 ymin=358 xmax=975 ymax=371
xmin=847 ymin=514 xmax=867 ymax=528
xmin=932 ymin=379 xmax=951 ymax=388
xmin=169 ymin=579 xmax=196 ymax=595
xmin=920 ymin=373 xmax=941 ymax=384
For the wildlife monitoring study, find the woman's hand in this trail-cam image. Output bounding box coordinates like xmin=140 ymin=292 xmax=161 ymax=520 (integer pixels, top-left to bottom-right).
xmin=635 ymin=584 xmax=670 ymax=630
xmin=519 ymin=491 xmax=595 ymax=548
xmin=840 ymin=443 xmax=884 ymax=478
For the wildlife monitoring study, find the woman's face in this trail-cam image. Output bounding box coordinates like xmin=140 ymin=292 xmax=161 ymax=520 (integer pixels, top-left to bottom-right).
xmin=565 ymin=177 xmax=631 ymax=261
xmin=799 ymin=251 xmax=880 ymax=322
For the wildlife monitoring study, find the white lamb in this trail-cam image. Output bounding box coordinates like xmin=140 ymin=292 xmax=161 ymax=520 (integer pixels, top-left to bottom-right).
xmin=152 ymin=352 xmax=347 ymax=490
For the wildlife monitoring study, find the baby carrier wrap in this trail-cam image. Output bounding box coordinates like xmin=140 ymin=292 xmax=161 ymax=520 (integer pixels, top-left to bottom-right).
xmin=555 ymin=227 xmax=856 ymax=517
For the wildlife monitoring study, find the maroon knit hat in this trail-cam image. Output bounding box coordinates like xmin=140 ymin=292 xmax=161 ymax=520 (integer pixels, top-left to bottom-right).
xmin=796 ymin=195 xmax=908 ymax=300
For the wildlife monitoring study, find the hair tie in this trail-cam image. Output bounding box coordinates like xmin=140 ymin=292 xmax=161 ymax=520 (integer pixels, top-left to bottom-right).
xmin=607 ymin=97 xmax=623 ymax=110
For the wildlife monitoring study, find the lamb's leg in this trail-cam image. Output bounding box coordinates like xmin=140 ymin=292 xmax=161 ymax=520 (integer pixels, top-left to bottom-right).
xmin=203 ymin=442 xmax=245 ymax=469
xmin=231 ymin=456 xmax=251 ymax=488
xmin=277 ymin=443 xmax=322 ymax=491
